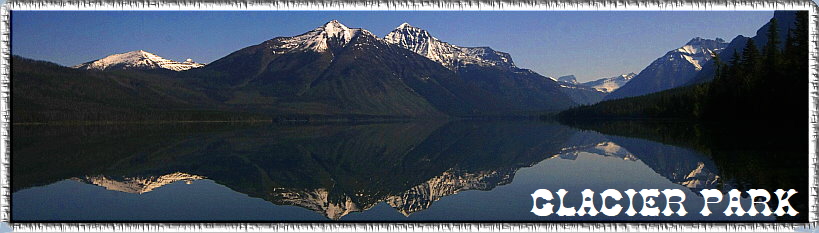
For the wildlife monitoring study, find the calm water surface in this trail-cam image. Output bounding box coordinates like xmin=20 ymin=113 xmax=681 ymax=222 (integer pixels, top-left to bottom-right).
xmin=11 ymin=121 xmax=806 ymax=221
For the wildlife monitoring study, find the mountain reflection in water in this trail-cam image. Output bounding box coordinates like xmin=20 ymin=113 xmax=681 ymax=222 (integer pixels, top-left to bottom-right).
xmin=11 ymin=121 xmax=802 ymax=221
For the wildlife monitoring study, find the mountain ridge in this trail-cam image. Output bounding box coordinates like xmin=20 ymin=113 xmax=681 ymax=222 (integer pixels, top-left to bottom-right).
xmin=384 ymin=22 xmax=604 ymax=108
xmin=73 ymin=50 xmax=205 ymax=71
xmin=384 ymin=22 xmax=516 ymax=71
xmin=603 ymin=37 xmax=727 ymax=101
xmin=191 ymin=20 xmax=509 ymax=117
xmin=17 ymin=18 xmax=779 ymax=122
xmin=580 ymin=73 xmax=637 ymax=93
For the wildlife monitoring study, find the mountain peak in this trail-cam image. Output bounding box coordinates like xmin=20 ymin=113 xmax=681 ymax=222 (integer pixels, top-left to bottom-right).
xmin=605 ymin=38 xmax=728 ymax=101
xmin=387 ymin=22 xmax=431 ymax=38
xmin=397 ymin=22 xmax=413 ymax=29
xmin=272 ymin=20 xmax=375 ymax=53
xmin=675 ymin=37 xmax=728 ymax=70
xmin=384 ymin=23 xmax=515 ymax=70
xmin=131 ymin=50 xmax=162 ymax=59
xmin=686 ymin=37 xmax=703 ymax=45
xmin=394 ymin=22 xmax=426 ymax=32
xmin=73 ymin=50 xmax=204 ymax=71
xmin=321 ymin=20 xmax=350 ymax=33
xmin=558 ymin=75 xmax=578 ymax=84
xmin=685 ymin=37 xmax=726 ymax=47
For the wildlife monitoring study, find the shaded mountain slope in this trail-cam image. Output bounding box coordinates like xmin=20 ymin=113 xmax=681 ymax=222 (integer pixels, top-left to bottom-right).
xmin=11 ymin=56 xmax=241 ymax=122
xmin=190 ymin=20 xmax=507 ymax=117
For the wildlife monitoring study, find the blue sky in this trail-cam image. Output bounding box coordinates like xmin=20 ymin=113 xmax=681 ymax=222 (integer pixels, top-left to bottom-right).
xmin=12 ymin=11 xmax=775 ymax=82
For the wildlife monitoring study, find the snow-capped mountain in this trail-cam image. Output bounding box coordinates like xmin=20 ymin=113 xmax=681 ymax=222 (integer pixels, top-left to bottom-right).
xmin=604 ymin=37 xmax=727 ymax=100
xmin=384 ymin=23 xmax=515 ymax=70
xmin=73 ymin=50 xmax=204 ymax=71
xmin=551 ymin=74 xmax=609 ymax=104
xmin=269 ymin=167 xmax=518 ymax=220
xmin=72 ymin=172 xmax=205 ymax=194
xmin=200 ymin=20 xmax=509 ymax=117
xmin=271 ymin=20 xmax=376 ymax=54
xmin=580 ymin=73 xmax=636 ymax=93
xmin=551 ymin=136 xmax=638 ymax=161
xmin=552 ymin=130 xmax=723 ymax=190
xmin=674 ymin=37 xmax=728 ymax=70
xmin=384 ymin=22 xmax=603 ymax=107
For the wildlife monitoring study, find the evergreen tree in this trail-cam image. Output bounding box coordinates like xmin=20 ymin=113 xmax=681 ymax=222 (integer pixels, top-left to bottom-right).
xmin=740 ymin=39 xmax=761 ymax=74
xmin=712 ymin=52 xmax=724 ymax=82
xmin=558 ymin=11 xmax=808 ymax=126
xmin=794 ymin=11 xmax=809 ymax=60
xmin=784 ymin=28 xmax=796 ymax=65
xmin=761 ymin=18 xmax=783 ymax=117
xmin=726 ymin=50 xmax=741 ymax=87
xmin=763 ymin=18 xmax=781 ymax=67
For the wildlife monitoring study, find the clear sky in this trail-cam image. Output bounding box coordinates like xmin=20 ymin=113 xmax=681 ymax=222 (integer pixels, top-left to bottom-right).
xmin=12 ymin=11 xmax=775 ymax=82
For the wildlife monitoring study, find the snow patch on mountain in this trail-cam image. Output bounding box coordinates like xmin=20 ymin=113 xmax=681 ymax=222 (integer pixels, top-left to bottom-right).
xmin=273 ymin=187 xmax=365 ymax=220
xmin=269 ymin=167 xmax=517 ymax=219
xmin=551 ymin=141 xmax=639 ymax=161
xmin=580 ymin=73 xmax=636 ymax=93
xmin=675 ymin=37 xmax=727 ymax=70
xmin=384 ymin=23 xmax=515 ymax=70
xmin=386 ymin=168 xmax=515 ymax=216
xmin=73 ymin=50 xmax=204 ymax=71
xmin=71 ymin=172 xmax=205 ymax=194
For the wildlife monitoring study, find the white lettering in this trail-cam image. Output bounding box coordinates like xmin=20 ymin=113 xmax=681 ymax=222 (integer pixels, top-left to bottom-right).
xmin=600 ymin=189 xmax=623 ymax=217
xmin=723 ymin=189 xmax=746 ymax=216
xmin=555 ymin=189 xmax=576 ymax=216
xmin=624 ymin=189 xmax=638 ymax=216
xmin=774 ymin=189 xmax=798 ymax=216
xmin=639 ymin=189 xmax=661 ymax=216
xmin=576 ymin=189 xmax=599 ymax=216
xmin=746 ymin=189 xmax=771 ymax=216
xmin=661 ymin=189 xmax=687 ymax=216
xmin=530 ymin=189 xmax=555 ymax=216
xmin=700 ymin=189 xmax=723 ymax=216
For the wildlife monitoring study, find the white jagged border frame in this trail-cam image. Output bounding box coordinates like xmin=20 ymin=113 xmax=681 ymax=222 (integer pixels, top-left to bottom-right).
xmin=0 ymin=0 xmax=816 ymax=231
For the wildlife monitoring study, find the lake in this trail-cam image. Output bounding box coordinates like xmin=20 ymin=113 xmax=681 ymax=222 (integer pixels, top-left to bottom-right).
xmin=10 ymin=120 xmax=807 ymax=222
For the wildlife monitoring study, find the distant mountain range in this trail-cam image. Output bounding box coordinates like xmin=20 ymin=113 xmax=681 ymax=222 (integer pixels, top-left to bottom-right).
xmin=14 ymin=13 xmax=792 ymax=122
xmin=15 ymin=20 xmax=618 ymax=122
xmin=581 ymin=73 xmax=637 ymax=93
xmin=555 ymin=73 xmax=636 ymax=93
